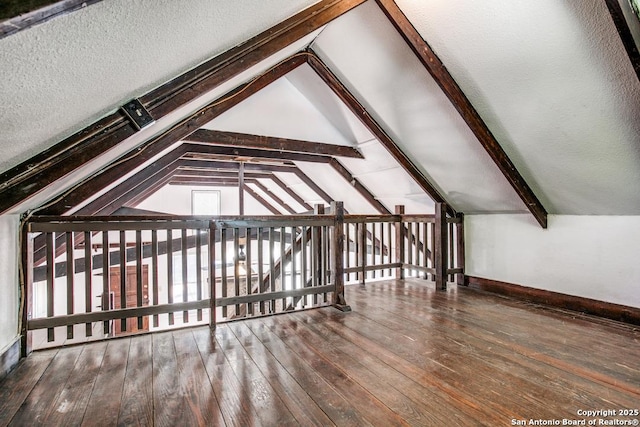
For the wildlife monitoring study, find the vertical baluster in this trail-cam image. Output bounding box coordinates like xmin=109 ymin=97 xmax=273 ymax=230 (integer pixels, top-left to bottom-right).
xmin=358 ymin=222 xmax=366 ymax=285
xmin=65 ymin=232 xmax=74 ymax=340
xmin=152 ymin=230 xmax=159 ymax=327
xmin=208 ymin=223 xmax=216 ymax=330
xmin=196 ymin=229 xmax=203 ymax=321
xmin=119 ymin=230 xmax=126 ymax=332
xmin=167 ymin=229 xmax=174 ymax=325
xmin=395 ymin=206 xmax=405 ymax=279
xmin=84 ymin=231 xmax=92 ymax=337
xmin=407 ymin=222 xmax=413 ymax=278
xmin=379 ymin=222 xmax=385 ymax=278
xmin=246 ymin=227 xmax=252 ymax=316
xmin=371 ymin=222 xmax=376 ymax=279
xmin=102 ymin=231 xmax=110 ymax=335
xmin=220 ymin=228 xmax=227 ymax=318
xmin=435 ymin=203 xmax=448 ymax=291
xmin=280 ymin=226 xmax=286 ymax=310
xmin=323 ymin=224 xmax=329 ymax=303
xmin=422 ymin=222 xmax=428 ymax=280
xmin=181 ymin=229 xmax=189 ymax=323
xmin=136 ymin=230 xmax=144 ymax=330
xmin=233 ymin=228 xmax=240 ymax=316
xmin=257 ymin=227 xmax=264 ymax=314
xmin=46 ymin=232 xmax=55 ymax=342
xmin=430 ymin=222 xmax=436 ymax=281
xmin=387 ymin=221 xmax=393 ymax=277
xmin=301 ymin=225 xmax=308 ymax=308
xmin=415 ymin=222 xmax=420 ymax=277
xmin=269 ymin=227 xmax=276 ymax=313
xmin=291 ymin=226 xmax=297 ymax=310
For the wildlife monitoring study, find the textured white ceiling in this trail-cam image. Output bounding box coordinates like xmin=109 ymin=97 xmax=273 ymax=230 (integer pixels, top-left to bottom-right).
xmin=394 ymin=0 xmax=640 ymax=214
xmin=312 ymin=1 xmax=529 ymax=214
xmin=0 ymin=0 xmax=317 ymax=173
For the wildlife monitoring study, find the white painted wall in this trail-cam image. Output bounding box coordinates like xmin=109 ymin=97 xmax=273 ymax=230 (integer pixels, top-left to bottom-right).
xmin=465 ymin=214 xmax=640 ymax=308
xmin=0 ymin=215 xmax=20 ymax=354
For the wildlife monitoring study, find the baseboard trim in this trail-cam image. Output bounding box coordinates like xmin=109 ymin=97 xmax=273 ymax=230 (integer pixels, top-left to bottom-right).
xmin=465 ymin=276 xmax=640 ymax=326
xmin=0 ymin=336 xmax=21 ymax=381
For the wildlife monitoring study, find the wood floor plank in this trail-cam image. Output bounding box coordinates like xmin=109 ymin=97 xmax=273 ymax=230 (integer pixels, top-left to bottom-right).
xmin=118 ymin=334 xmax=153 ymax=426
xmin=44 ymin=341 xmax=107 ymax=426
xmin=227 ymin=321 xmax=334 ymax=426
xmin=0 ymin=350 xmax=57 ymax=426
xmin=245 ymin=319 xmax=373 ymax=427
xmin=8 ymin=346 xmax=83 ymax=426
xmin=81 ymin=338 xmax=130 ymax=427
xmin=260 ymin=315 xmax=410 ymax=427
xmin=172 ymin=329 xmax=225 ymax=426
xmin=215 ymin=325 xmax=299 ymax=426
xmin=4 ymin=279 xmax=639 ymax=426
xmin=361 ymin=282 xmax=640 ymax=407
xmin=192 ymin=327 xmax=264 ymax=427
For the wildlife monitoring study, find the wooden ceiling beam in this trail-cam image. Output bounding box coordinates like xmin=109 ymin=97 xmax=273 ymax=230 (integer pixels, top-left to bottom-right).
xmin=244 ymin=186 xmax=283 ymax=215
xmin=329 ymin=158 xmax=390 ymax=214
xmin=0 ymin=0 xmax=366 ymax=215
xmin=178 ymin=159 xmax=298 ymax=174
xmin=603 ymin=0 xmax=640 ymax=81
xmin=182 ymin=143 xmax=335 ymax=164
xmin=375 ymin=0 xmax=547 ymax=227
xmin=250 ymin=180 xmax=298 ymax=214
xmin=184 ymin=129 xmax=363 ymax=158
xmin=305 ymin=50 xmax=456 ymax=218
xmin=37 ymin=54 xmax=307 ymax=215
xmin=269 ymin=174 xmax=313 ymax=211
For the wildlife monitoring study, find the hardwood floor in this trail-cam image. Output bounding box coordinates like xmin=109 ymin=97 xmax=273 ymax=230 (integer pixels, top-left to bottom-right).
xmin=1 ymin=279 xmax=639 ymax=426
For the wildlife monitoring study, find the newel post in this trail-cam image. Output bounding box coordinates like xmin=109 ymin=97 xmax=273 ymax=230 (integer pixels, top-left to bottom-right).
xmin=434 ymin=203 xmax=448 ymax=291
xmin=331 ymin=201 xmax=350 ymax=312
xmin=394 ymin=205 xmax=405 ymax=279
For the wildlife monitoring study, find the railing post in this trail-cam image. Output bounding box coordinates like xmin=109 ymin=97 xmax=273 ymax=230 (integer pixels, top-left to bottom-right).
xmin=19 ymin=218 xmax=33 ymax=357
xmin=209 ymin=220 xmax=217 ymax=331
xmin=358 ymin=221 xmax=366 ymax=285
xmin=313 ymin=204 xmax=324 ymax=290
xmin=435 ymin=203 xmax=448 ymax=291
xmin=394 ymin=205 xmax=405 ymax=279
xmin=456 ymin=213 xmax=466 ymax=286
xmin=331 ymin=201 xmax=350 ymax=311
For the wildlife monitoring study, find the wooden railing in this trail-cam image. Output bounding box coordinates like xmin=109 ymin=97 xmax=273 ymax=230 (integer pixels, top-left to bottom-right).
xmin=20 ymin=202 xmax=462 ymax=351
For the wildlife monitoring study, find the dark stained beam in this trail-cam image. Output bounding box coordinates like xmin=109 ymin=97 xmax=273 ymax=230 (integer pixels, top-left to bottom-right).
xmin=0 ymin=0 xmax=366 ymax=215
xmin=250 ymin=180 xmax=297 ymax=214
xmin=179 ymin=159 xmax=299 ymax=174
xmin=0 ymin=0 xmax=103 ymax=39
xmin=305 ymin=50 xmax=456 ymax=219
xmin=38 ymin=54 xmax=307 ymax=215
xmin=604 ymin=0 xmax=640 ymax=81
xmin=269 ymin=174 xmax=313 ymax=211
xmin=292 ymin=168 xmax=334 ymax=206
xmin=184 ymin=129 xmax=363 ymax=158
xmin=375 ymin=0 xmax=547 ymax=228
xmin=182 ymin=143 xmax=335 ymax=164
xmin=244 ymin=186 xmax=282 ymax=215
xmin=329 ymin=158 xmax=390 ymax=214
xmin=72 ymin=146 xmax=187 ymax=215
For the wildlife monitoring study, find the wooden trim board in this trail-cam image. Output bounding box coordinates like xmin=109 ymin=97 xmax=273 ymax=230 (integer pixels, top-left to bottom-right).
xmin=465 ymin=275 xmax=640 ymax=326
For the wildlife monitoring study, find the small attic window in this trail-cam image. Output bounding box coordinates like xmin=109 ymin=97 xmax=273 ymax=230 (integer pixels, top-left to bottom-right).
xmin=192 ymin=190 xmax=220 ymax=216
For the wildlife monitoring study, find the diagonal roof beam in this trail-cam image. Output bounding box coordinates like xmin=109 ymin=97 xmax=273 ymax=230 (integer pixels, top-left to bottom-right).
xmin=38 ymin=54 xmax=307 ymax=215
xmin=375 ymin=0 xmax=547 ymax=228
xmin=305 ymin=50 xmax=456 ymax=218
xmin=329 ymin=158 xmax=390 ymax=214
xmin=184 ymin=129 xmax=363 ymax=158
xmin=0 ymin=0 xmax=366 ymax=215
xmin=603 ymin=0 xmax=640 ymax=81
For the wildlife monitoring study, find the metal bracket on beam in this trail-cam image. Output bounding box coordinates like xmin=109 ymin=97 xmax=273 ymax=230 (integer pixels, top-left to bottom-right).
xmin=121 ymin=99 xmax=155 ymax=130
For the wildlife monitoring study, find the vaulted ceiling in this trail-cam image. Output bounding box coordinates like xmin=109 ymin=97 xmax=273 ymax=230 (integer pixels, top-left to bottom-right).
xmin=1 ymin=0 xmax=639 ymax=226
